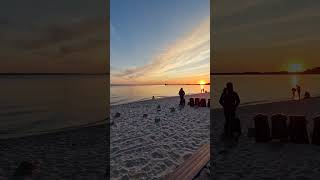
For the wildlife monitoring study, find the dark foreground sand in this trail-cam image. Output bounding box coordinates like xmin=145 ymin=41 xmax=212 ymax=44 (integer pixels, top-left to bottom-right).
xmin=0 ymin=125 xmax=108 ymax=179
xmin=213 ymin=96 xmax=320 ymax=180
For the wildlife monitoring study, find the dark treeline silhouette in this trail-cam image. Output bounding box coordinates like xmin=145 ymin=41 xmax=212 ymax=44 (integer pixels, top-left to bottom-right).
xmin=212 ymin=67 xmax=320 ymax=75
xmin=0 ymin=73 xmax=108 ymax=75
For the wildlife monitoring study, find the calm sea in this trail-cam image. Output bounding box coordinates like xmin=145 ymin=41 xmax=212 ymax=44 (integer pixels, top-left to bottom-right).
xmin=4 ymin=75 xmax=319 ymax=138
xmin=110 ymin=84 xmax=210 ymax=105
xmin=0 ymin=75 xmax=108 ymax=139
xmin=212 ymin=74 xmax=320 ymax=108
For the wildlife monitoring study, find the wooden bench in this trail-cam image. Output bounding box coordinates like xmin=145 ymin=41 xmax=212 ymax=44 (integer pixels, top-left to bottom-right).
xmin=166 ymin=143 xmax=210 ymax=180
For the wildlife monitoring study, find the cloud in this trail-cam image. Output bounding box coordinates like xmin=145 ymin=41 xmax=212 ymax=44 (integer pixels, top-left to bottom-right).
xmin=213 ymin=0 xmax=267 ymax=18
xmin=215 ymin=1 xmax=320 ymax=34
xmin=111 ymin=17 xmax=210 ymax=84
xmin=0 ymin=17 xmax=106 ymax=73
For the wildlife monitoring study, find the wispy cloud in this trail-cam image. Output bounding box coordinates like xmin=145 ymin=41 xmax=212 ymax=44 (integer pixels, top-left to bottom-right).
xmin=111 ymin=17 xmax=210 ymax=84
xmin=213 ymin=0 xmax=267 ymax=18
xmin=0 ymin=17 xmax=106 ymax=73
xmin=215 ymin=1 xmax=320 ymax=34
xmin=213 ymin=0 xmax=320 ymax=73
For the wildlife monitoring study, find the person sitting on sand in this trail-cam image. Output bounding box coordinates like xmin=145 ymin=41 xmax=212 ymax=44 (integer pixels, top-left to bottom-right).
xmin=11 ymin=161 xmax=40 ymax=180
xmin=304 ymin=91 xmax=311 ymax=99
xmin=296 ymin=85 xmax=301 ymax=100
xmin=219 ymin=82 xmax=240 ymax=139
xmin=292 ymin=87 xmax=296 ymax=99
xmin=179 ymin=88 xmax=185 ymax=106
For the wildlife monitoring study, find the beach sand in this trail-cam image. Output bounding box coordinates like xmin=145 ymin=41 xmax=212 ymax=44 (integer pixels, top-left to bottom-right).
xmin=213 ymin=96 xmax=320 ymax=179
xmin=110 ymin=93 xmax=210 ymax=179
xmin=0 ymin=125 xmax=108 ymax=179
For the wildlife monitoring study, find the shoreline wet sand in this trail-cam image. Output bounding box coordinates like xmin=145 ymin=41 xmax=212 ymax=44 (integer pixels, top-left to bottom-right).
xmin=0 ymin=124 xmax=108 ymax=179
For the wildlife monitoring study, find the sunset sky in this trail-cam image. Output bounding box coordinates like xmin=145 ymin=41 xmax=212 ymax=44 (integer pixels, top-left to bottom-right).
xmin=212 ymin=0 xmax=320 ymax=73
xmin=111 ymin=0 xmax=210 ymax=85
xmin=0 ymin=0 xmax=106 ymax=73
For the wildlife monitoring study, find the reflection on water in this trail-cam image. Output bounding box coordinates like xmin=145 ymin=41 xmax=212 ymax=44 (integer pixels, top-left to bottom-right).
xmin=0 ymin=75 xmax=108 ymax=138
xmin=212 ymin=75 xmax=320 ymax=108
xmin=200 ymin=84 xmax=205 ymax=93
xmin=290 ymin=75 xmax=299 ymax=87
xmin=111 ymin=84 xmax=210 ymax=105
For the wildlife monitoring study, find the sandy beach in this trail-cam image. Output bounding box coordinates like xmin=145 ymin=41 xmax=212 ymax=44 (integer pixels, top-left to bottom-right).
xmin=213 ymin=96 xmax=320 ymax=179
xmin=0 ymin=125 xmax=108 ymax=179
xmin=110 ymin=93 xmax=210 ymax=179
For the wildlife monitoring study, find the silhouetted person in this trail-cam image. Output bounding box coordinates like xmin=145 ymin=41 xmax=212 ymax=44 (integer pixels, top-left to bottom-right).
xmin=304 ymin=91 xmax=311 ymax=99
xmin=292 ymin=88 xmax=296 ymax=99
xmin=219 ymin=82 xmax=240 ymax=139
xmin=296 ymin=85 xmax=301 ymax=100
xmin=11 ymin=161 xmax=39 ymax=180
xmin=179 ymin=88 xmax=185 ymax=106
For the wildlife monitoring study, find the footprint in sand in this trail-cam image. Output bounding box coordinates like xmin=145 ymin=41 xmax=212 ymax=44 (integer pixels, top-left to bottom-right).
xmin=183 ymin=153 xmax=192 ymax=160
xmin=151 ymin=151 xmax=164 ymax=159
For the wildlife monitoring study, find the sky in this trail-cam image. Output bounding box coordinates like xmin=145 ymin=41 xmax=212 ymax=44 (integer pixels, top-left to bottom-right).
xmin=111 ymin=0 xmax=210 ymax=84
xmin=212 ymin=0 xmax=320 ymax=73
xmin=0 ymin=0 xmax=107 ymax=73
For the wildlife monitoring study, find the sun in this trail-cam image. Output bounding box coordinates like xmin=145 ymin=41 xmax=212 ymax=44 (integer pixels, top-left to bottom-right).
xmin=199 ymin=80 xmax=206 ymax=85
xmin=288 ymin=63 xmax=303 ymax=73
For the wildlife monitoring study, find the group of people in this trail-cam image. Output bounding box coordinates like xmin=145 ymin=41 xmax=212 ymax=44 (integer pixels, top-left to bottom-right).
xmin=291 ymin=85 xmax=311 ymax=100
xmin=178 ymin=87 xmax=207 ymax=105
xmin=291 ymin=85 xmax=302 ymax=100
xmin=177 ymin=82 xmax=312 ymax=144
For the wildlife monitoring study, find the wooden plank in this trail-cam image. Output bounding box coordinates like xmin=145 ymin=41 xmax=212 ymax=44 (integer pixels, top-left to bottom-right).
xmin=166 ymin=143 xmax=210 ymax=180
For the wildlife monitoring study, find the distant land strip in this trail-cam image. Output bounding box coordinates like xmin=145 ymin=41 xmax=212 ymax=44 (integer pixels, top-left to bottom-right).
xmin=0 ymin=73 xmax=110 ymax=75
xmin=211 ymin=72 xmax=320 ymax=75
xmin=211 ymin=67 xmax=320 ymax=75
xmin=111 ymin=83 xmax=210 ymax=86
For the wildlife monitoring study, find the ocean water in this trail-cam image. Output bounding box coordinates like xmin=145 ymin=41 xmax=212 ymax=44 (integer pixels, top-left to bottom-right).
xmin=211 ymin=74 xmax=320 ymax=108
xmin=110 ymin=84 xmax=210 ymax=105
xmin=0 ymin=75 xmax=108 ymax=139
xmin=4 ymin=74 xmax=319 ymax=138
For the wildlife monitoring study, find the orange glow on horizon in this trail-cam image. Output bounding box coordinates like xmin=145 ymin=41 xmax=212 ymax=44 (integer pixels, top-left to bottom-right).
xmin=199 ymin=80 xmax=206 ymax=85
xmin=288 ymin=63 xmax=304 ymax=72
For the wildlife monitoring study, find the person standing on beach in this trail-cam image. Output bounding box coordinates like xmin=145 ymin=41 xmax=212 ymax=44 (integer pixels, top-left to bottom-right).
xmin=179 ymin=88 xmax=185 ymax=106
xmin=219 ymin=82 xmax=240 ymax=139
xmin=296 ymin=85 xmax=301 ymax=100
xmin=292 ymin=88 xmax=296 ymax=99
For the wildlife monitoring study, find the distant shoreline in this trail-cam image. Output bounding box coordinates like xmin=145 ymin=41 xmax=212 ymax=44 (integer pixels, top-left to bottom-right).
xmin=211 ymin=72 xmax=320 ymax=75
xmin=0 ymin=73 xmax=109 ymax=76
xmin=212 ymin=67 xmax=320 ymax=75
xmin=111 ymin=83 xmax=210 ymax=86
xmin=111 ymin=92 xmax=210 ymax=106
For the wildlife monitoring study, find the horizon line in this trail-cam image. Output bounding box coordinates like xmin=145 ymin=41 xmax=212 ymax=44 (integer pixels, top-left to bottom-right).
xmin=0 ymin=73 xmax=109 ymax=76
xmin=111 ymin=83 xmax=210 ymax=86
xmin=211 ymin=72 xmax=320 ymax=75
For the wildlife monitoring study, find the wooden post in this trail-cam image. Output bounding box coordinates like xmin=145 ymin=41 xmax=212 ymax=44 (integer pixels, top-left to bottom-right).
xmin=312 ymin=116 xmax=320 ymax=145
xmin=271 ymin=114 xmax=288 ymax=141
xmin=254 ymin=114 xmax=270 ymax=142
xmin=288 ymin=116 xmax=309 ymax=144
